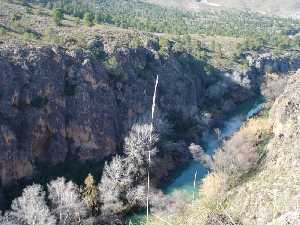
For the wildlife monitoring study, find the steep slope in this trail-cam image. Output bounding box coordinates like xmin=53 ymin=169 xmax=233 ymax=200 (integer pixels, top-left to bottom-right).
xmin=147 ymin=70 xmax=300 ymax=225
xmin=226 ymin=70 xmax=300 ymax=225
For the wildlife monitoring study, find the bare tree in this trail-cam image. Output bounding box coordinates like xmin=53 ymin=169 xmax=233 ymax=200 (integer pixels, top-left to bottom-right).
xmin=126 ymin=185 xmax=146 ymax=208
xmin=47 ymin=177 xmax=88 ymax=225
xmin=0 ymin=211 xmax=18 ymax=225
xmin=98 ymin=155 xmax=131 ymax=216
xmin=124 ymin=123 xmax=158 ymax=171
xmin=9 ymin=184 xmax=56 ymax=225
xmin=98 ymin=76 xmax=159 ymax=218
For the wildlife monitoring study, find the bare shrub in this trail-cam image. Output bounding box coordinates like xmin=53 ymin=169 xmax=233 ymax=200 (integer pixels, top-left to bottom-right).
xmin=189 ymin=143 xmax=212 ymax=168
xmin=205 ymin=212 xmax=241 ymax=225
xmin=126 ymin=185 xmax=146 ymax=208
xmin=200 ymin=173 xmax=228 ymax=210
xmin=47 ymin=177 xmax=88 ymax=225
xmin=99 ymin=155 xmax=131 ymax=215
xmin=211 ymin=118 xmax=271 ymax=179
xmin=9 ymin=184 xmax=56 ymax=225
xmin=0 ymin=211 xmax=18 ymax=225
xmin=150 ymin=190 xmax=188 ymax=216
xmin=124 ymin=123 xmax=158 ymax=167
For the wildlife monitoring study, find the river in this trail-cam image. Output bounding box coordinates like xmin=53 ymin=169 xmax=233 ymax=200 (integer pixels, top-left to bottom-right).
xmin=163 ymin=98 xmax=264 ymax=196
xmin=128 ymin=97 xmax=264 ymax=223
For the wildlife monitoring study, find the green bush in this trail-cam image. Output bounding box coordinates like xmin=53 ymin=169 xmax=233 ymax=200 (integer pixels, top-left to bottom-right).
xmin=129 ymin=36 xmax=143 ymax=49
xmin=83 ymin=12 xmax=94 ymax=27
xmin=274 ymin=34 xmax=291 ymax=49
xmin=0 ymin=26 xmax=6 ymax=36
xmin=293 ymin=36 xmax=300 ymax=47
xmin=204 ymin=64 xmax=216 ymax=76
xmin=52 ymin=8 xmax=64 ymax=26
xmin=22 ymin=31 xmax=39 ymax=41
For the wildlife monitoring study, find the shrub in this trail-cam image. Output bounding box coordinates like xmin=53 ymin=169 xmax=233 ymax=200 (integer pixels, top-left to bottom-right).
xmin=211 ymin=117 xmax=271 ymax=181
xmin=0 ymin=26 xmax=7 ymax=36
xmin=87 ymin=39 xmax=106 ymax=60
xmin=129 ymin=36 xmax=143 ymax=49
xmin=204 ymin=64 xmax=216 ymax=76
xmin=52 ymin=8 xmax=64 ymax=26
xmin=293 ymin=36 xmax=300 ymax=47
xmin=124 ymin=123 xmax=158 ymax=167
xmin=22 ymin=31 xmax=39 ymax=41
xmin=83 ymin=12 xmax=94 ymax=27
xmin=167 ymin=111 xmax=199 ymax=142
xmin=103 ymin=56 xmax=124 ymax=79
xmin=98 ymin=155 xmax=129 ymax=216
xmin=81 ymin=174 xmax=99 ymax=213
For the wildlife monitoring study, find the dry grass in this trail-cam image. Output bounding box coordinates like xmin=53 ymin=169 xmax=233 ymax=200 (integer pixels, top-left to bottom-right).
xmin=200 ymin=172 xmax=229 ymax=210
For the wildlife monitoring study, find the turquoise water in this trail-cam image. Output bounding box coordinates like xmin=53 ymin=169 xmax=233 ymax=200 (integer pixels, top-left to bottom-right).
xmin=127 ymin=98 xmax=264 ymax=223
xmin=163 ymin=98 xmax=264 ymax=196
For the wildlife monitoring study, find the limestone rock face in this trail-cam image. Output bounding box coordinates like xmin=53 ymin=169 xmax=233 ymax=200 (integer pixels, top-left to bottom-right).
xmin=0 ymin=43 xmax=264 ymax=186
xmin=247 ymin=53 xmax=300 ymax=75
xmin=0 ymin=45 xmax=203 ymax=185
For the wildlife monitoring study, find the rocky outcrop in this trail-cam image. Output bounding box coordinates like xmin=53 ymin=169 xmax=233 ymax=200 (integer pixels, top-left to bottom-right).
xmin=247 ymin=52 xmax=300 ymax=75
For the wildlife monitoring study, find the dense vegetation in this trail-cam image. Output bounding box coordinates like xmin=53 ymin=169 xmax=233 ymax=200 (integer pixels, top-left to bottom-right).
xmin=31 ymin=0 xmax=300 ymax=39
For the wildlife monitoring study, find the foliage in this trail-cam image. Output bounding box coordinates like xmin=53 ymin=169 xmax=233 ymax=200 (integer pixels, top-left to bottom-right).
xmin=37 ymin=0 xmax=300 ymax=41
xmin=83 ymin=12 xmax=94 ymax=27
xmin=0 ymin=26 xmax=7 ymax=36
xmin=43 ymin=27 xmax=63 ymax=44
xmin=52 ymin=8 xmax=64 ymax=26
xmin=166 ymin=111 xmax=199 ymax=142
xmin=81 ymin=174 xmax=99 ymax=214
xmin=22 ymin=31 xmax=39 ymax=41
xmin=293 ymin=35 xmax=300 ymax=47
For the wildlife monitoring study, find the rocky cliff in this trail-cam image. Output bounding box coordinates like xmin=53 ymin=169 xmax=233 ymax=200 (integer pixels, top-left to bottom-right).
xmin=0 ymin=40 xmax=259 ymax=188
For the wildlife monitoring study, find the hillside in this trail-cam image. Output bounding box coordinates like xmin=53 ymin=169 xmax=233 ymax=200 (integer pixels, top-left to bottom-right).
xmin=144 ymin=0 xmax=300 ymax=18
xmin=0 ymin=1 xmax=300 ymax=225
xmin=147 ymin=70 xmax=300 ymax=225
